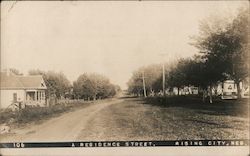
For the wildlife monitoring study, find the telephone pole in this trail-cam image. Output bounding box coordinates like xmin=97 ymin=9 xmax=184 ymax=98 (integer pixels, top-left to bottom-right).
xmin=160 ymin=53 xmax=167 ymax=97
xmin=142 ymin=71 xmax=147 ymax=97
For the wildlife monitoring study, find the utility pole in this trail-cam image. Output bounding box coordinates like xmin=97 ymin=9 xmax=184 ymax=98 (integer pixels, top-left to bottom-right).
xmin=162 ymin=63 xmax=165 ymax=97
xmin=142 ymin=71 xmax=147 ymax=97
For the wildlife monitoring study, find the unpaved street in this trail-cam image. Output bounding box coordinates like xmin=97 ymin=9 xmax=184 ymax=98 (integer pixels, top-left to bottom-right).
xmin=1 ymin=97 xmax=249 ymax=142
xmin=1 ymin=99 xmax=124 ymax=142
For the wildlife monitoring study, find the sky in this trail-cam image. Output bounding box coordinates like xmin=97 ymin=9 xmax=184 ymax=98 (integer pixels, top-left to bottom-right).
xmin=1 ymin=1 xmax=247 ymax=89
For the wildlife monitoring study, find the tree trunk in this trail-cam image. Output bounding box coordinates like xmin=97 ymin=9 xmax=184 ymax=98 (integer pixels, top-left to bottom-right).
xmin=209 ymin=85 xmax=213 ymax=104
xmin=177 ymin=87 xmax=179 ymax=96
xmin=202 ymin=89 xmax=206 ymax=103
xmin=236 ymin=81 xmax=241 ymax=99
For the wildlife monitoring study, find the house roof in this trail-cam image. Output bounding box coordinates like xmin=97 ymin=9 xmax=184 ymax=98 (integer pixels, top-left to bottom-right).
xmin=0 ymin=71 xmax=47 ymax=90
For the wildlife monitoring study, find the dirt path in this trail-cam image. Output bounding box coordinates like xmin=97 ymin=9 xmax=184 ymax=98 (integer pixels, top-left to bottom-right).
xmin=1 ymin=99 xmax=124 ymax=142
xmin=1 ymin=97 xmax=248 ymax=142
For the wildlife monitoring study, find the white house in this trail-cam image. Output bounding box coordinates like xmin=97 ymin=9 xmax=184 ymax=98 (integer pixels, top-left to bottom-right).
xmin=172 ymin=86 xmax=199 ymax=95
xmin=0 ymin=70 xmax=47 ymax=109
xmin=215 ymin=79 xmax=249 ymax=99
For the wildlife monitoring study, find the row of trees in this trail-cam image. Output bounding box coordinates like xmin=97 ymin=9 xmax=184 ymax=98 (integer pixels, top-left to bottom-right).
xmin=73 ymin=73 xmax=120 ymax=100
xmin=127 ymin=7 xmax=249 ymax=103
xmin=28 ymin=69 xmax=120 ymax=100
xmin=127 ymin=64 xmax=163 ymax=96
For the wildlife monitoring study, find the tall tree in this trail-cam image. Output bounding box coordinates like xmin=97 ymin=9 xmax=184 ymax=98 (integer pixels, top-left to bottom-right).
xmin=191 ymin=7 xmax=249 ymax=99
xmin=127 ymin=70 xmax=144 ymax=96
xmin=73 ymin=73 xmax=118 ymax=100
xmin=127 ymin=64 xmax=163 ymax=96
xmin=224 ymin=8 xmax=249 ymax=97
xmin=167 ymin=58 xmax=190 ymax=95
xmin=29 ymin=70 xmax=71 ymax=98
xmin=73 ymin=73 xmax=96 ymax=100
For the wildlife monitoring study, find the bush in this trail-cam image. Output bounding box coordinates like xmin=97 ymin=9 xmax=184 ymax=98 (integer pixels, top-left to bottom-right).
xmin=145 ymin=95 xmax=248 ymax=106
xmin=0 ymin=109 xmax=17 ymax=124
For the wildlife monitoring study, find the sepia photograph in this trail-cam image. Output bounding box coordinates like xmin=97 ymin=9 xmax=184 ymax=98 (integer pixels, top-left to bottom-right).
xmin=0 ymin=0 xmax=249 ymax=155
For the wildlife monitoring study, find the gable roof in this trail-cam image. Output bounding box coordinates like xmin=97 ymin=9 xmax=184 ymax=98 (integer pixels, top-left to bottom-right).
xmin=0 ymin=71 xmax=47 ymax=90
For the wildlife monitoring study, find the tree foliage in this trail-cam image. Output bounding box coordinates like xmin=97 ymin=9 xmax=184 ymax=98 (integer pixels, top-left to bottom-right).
xmin=73 ymin=73 xmax=119 ymax=100
xmin=127 ymin=64 xmax=164 ymax=96
xmin=192 ymin=7 xmax=249 ymax=97
xmin=9 ymin=68 xmax=23 ymax=75
xmin=127 ymin=7 xmax=249 ymax=102
xmin=29 ymin=70 xmax=71 ymax=98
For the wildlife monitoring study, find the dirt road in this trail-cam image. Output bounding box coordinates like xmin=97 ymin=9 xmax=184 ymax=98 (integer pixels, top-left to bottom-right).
xmin=1 ymin=99 xmax=124 ymax=142
xmin=1 ymin=97 xmax=248 ymax=142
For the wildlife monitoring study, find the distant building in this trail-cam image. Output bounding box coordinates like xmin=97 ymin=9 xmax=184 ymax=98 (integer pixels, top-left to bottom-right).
xmin=216 ymin=79 xmax=249 ymax=99
xmin=172 ymin=86 xmax=198 ymax=95
xmin=0 ymin=70 xmax=47 ymax=109
xmin=220 ymin=80 xmax=238 ymax=99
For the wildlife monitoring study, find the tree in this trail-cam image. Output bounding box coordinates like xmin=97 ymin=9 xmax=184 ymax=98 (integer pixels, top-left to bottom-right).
xmin=166 ymin=58 xmax=190 ymax=95
xmin=127 ymin=70 xmax=144 ymax=96
xmin=224 ymin=8 xmax=249 ymax=97
xmin=9 ymin=68 xmax=23 ymax=75
xmin=73 ymin=73 xmax=118 ymax=100
xmin=184 ymin=57 xmax=216 ymax=102
xmin=142 ymin=64 xmax=163 ymax=95
xmin=73 ymin=74 xmax=96 ymax=100
xmin=29 ymin=70 xmax=71 ymax=99
xmin=191 ymin=7 xmax=249 ymax=100
xmin=127 ymin=64 xmax=163 ymax=96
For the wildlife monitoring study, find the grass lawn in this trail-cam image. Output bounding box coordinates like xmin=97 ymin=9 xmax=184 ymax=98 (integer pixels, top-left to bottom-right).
xmin=78 ymin=96 xmax=249 ymax=141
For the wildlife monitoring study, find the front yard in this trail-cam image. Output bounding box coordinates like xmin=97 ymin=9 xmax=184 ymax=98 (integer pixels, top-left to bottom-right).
xmin=77 ymin=96 xmax=249 ymax=140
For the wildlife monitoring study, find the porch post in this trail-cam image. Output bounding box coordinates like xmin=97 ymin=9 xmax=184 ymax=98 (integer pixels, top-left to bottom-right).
xmin=38 ymin=91 xmax=40 ymax=101
xmin=38 ymin=91 xmax=40 ymax=102
xmin=37 ymin=91 xmax=39 ymax=101
xmin=39 ymin=91 xmax=41 ymax=102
